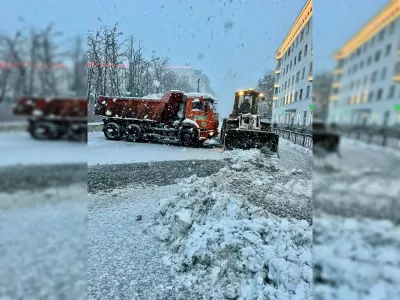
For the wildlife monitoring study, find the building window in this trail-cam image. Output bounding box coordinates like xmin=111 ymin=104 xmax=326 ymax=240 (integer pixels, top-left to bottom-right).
xmin=296 ymin=36 xmax=298 ymax=47
xmin=371 ymin=71 xmax=377 ymax=83
xmin=388 ymin=85 xmax=395 ymax=99
xmin=300 ymin=29 xmax=304 ymax=41
xmin=353 ymin=64 xmax=358 ymax=73
xmin=368 ymin=91 xmax=374 ymax=103
xmin=301 ymin=67 xmax=305 ymax=79
xmin=360 ymin=60 xmax=364 ymax=69
xmin=364 ymin=75 xmax=368 ymax=85
xmin=367 ymin=56 xmax=372 ymax=65
xmin=299 ymin=89 xmax=303 ymax=100
xmin=378 ymin=29 xmax=385 ymax=41
xmin=284 ymin=81 xmax=287 ymax=90
xmin=304 ymin=44 xmax=308 ymax=56
xmin=296 ymin=71 xmax=300 ymax=83
xmin=292 ymin=75 xmax=294 ymax=86
xmin=303 ymin=111 xmax=307 ymax=126
xmin=290 ymin=61 xmax=292 ymax=69
xmin=389 ymin=20 xmax=395 ymax=35
xmin=298 ymin=51 xmax=302 ymax=61
xmin=288 ymin=79 xmax=291 ymax=87
xmin=374 ymin=50 xmax=381 ymax=62
xmin=294 ymin=91 xmax=298 ymax=101
xmin=385 ymin=44 xmax=391 ymax=56
xmin=306 ymin=85 xmax=310 ymax=98
xmin=306 ymin=22 xmax=310 ymax=34
xmin=377 ymin=88 xmax=383 ymax=101
xmin=294 ymin=57 xmax=297 ymax=65
xmin=381 ymin=67 xmax=387 ymax=80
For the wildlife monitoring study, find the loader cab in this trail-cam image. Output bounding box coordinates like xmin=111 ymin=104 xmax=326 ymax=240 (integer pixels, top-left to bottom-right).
xmin=234 ymin=89 xmax=264 ymax=117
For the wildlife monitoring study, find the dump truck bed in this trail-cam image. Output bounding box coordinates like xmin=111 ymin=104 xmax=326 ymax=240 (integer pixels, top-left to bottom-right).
xmin=13 ymin=97 xmax=87 ymax=119
xmin=94 ymin=91 xmax=184 ymax=123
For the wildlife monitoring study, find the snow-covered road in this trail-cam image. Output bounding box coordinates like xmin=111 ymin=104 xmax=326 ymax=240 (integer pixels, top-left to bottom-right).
xmin=0 ymin=132 xmax=87 ymax=166
xmin=88 ymin=132 xmax=223 ymax=166
xmin=0 ymin=184 xmax=86 ymax=299
xmin=88 ymin=138 xmax=313 ymax=299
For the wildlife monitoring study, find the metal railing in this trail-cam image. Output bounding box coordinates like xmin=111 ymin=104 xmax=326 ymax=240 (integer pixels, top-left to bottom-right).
xmin=342 ymin=128 xmax=400 ymax=150
xmin=272 ymin=128 xmax=313 ymax=149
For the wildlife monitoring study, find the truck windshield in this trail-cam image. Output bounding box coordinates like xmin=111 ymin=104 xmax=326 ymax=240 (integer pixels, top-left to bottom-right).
xmin=205 ymin=99 xmax=216 ymax=111
xmin=192 ymin=100 xmax=204 ymax=110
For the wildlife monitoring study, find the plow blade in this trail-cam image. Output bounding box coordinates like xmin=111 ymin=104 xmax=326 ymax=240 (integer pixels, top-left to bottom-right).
xmin=224 ymin=129 xmax=279 ymax=152
xmin=313 ymin=133 xmax=341 ymax=156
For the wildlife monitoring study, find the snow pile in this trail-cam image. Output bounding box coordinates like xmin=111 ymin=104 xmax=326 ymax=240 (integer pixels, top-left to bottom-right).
xmin=279 ymin=139 xmax=312 ymax=156
xmin=155 ymin=149 xmax=312 ymax=299
xmin=314 ymin=214 xmax=400 ymax=299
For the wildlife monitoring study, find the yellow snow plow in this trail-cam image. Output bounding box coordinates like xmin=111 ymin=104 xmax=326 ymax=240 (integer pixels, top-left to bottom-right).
xmin=220 ymin=89 xmax=279 ymax=156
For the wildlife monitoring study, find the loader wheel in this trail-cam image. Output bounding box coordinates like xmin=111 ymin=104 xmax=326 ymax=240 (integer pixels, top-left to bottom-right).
xmin=29 ymin=121 xmax=60 ymax=140
xmin=104 ymin=122 xmax=122 ymax=140
xmin=124 ymin=124 xmax=142 ymax=142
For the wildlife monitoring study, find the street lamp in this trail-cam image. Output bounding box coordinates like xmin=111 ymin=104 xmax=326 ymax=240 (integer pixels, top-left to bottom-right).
xmin=197 ymin=74 xmax=207 ymax=92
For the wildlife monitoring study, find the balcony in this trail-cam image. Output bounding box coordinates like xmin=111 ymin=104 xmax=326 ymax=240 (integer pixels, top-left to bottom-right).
xmin=273 ymin=95 xmax=278 ymax=100
xmin=308 ymin=68 xmax=313 ymax=82
xmin=275 ymin=66 xmax=281 ymax=74
xmin=274 ymin=81 xmax=279 ymax=88
xmin=331 ymin=82 xmax=340 ymax=89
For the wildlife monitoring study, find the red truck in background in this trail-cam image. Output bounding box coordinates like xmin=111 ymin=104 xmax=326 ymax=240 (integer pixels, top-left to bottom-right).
xmin=13 ymin=97 xmax=87 ymax=141
xmin=94 ymin=90 xmax=219 ymax=147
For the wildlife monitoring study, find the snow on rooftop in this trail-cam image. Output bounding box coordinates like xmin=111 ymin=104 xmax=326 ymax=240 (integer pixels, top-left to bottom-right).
xmin=184 ymin=92 xmax=217 ymax=101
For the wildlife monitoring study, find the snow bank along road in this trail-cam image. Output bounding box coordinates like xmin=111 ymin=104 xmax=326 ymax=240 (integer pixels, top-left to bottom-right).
xmin=313 ymin=138 xmax=400 ymax=299
xmin=0 ymin=164 xmax=86 ymax=299
xmin=88 ymin=138 xmax=313 ymax=299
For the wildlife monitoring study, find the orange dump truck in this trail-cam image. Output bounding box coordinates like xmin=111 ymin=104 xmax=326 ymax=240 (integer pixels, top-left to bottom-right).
xmin=94 ymin=91 xmax=219 ymax=147
xmin=13 ymin=96 xmax=87 ymax=141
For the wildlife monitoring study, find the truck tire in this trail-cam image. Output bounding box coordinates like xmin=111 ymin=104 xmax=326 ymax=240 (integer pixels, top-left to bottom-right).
xmin=29 ymin=121 xmax=60 ymax=140
xmin=180 ymin=128 xmax=198 ymax=147
xmin=124 ymin=124 xmax=142 ymax=142
xmin=103 ymin=122 xmax=122 ymax=140
xmin=67 ymin=124 xmax=87 ymax=142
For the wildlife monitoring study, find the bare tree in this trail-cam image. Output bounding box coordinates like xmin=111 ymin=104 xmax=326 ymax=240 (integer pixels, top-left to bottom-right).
xmin=256 ymin=70 xmax=275 ymax=116
xmin=313 ymin=72 xmax=333 ymax=121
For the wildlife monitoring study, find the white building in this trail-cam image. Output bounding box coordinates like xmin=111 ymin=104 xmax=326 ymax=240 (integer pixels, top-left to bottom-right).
xmin=328 ymin=0 xmax=400 ymax=127
xmin=272 ymin=0 xmax=313 ymax=126
xmin=164 ymin=65 xmax=216 ymax=95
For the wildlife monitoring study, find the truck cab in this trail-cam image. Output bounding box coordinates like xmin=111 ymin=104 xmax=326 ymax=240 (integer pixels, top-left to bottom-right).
xmin=183 ymin=92 xmax=219 ymax=140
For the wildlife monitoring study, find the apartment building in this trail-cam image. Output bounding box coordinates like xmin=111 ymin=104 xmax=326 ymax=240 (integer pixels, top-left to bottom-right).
xmin=272 ymin=0 xmax=313 ymax=126
xmin=327 ymin=0 xmax=400 ymax=127
xmin=164 ymin=65 xmax=216 ymax=95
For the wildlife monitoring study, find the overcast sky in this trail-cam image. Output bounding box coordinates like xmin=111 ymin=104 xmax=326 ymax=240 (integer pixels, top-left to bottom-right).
xmin=1 ymin=0 xmax=389 ymax=116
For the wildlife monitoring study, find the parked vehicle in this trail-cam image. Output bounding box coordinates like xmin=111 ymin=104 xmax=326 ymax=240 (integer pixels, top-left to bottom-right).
xmin=313 ymin=119 xmax=341 ymax=157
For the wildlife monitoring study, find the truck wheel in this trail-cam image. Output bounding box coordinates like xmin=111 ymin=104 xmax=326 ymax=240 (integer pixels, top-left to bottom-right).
xmin=104 ymin=122 xmax=122 ymax=140
xmin=124 ymin=124 xmax=142 ymax=142
xmin=67 ymin=124 xmax=87 ymax=142
xmin=180 ymin=129 xmax=197 ymax=147
xmin=29 ymin=121 xmax=60 ymax=140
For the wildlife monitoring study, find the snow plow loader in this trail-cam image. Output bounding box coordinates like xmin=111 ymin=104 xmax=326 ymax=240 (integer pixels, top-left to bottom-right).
xmin=220 ymin=89 xmax=279 ymax=155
